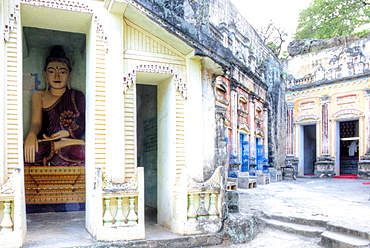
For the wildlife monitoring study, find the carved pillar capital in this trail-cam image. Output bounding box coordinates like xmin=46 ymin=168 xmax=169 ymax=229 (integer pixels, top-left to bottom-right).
xmin=286 ymin=101 xmax=294 ymax=109
xmin=364 ymin=88 xmax=370 ymax=97
xmin=320 ymin=95 xmax=330 ymax=104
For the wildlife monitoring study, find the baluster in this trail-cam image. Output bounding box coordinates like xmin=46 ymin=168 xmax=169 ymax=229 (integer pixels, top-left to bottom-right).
xmin=208 ymin=193 xmax=219 ymax=219
xmin=115 ymin=197 xmax=126 ymax=226
xmin=197 ymin=193 xmax=208 ymax=220
xmin=1 ymin=201 xmax=13 ymax=232
xmin=102 ymin=198 xmax=113 ymax=227
xmin=126 ymin=197 xmax=138 ymax=224
xmin=187 ymin=194 xmax=197 ymax=221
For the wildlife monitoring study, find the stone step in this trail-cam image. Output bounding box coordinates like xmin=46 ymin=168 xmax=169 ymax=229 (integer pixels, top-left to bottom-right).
xmin=326 ymin=223 xmax=370 ymax=241
xmin=266 ymin=214 xmax=327 ymax=228
xmin=320 ymin=230 xmax=370 ymax=248
xmin=260 ymin=217 xmax=326 ymax=238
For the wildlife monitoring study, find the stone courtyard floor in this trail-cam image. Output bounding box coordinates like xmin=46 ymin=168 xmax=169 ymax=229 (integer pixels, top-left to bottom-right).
xmin=229 ymin=177 xmax=370 ymax=247
xmin=240 ymin=177 xmax=370 ymax=232
xmin=23 ymin=177 xmax=370 ymax=247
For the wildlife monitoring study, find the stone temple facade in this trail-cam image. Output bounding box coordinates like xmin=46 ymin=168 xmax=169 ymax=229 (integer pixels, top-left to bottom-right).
xmin=285 ymin=36 xmax=370 ymax=179
xmin=0 ymin=0 xmax=285 ymax=246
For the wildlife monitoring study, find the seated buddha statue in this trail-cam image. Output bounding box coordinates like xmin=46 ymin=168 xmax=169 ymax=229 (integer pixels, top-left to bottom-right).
xmin=24 ymin=45 xmax=85 ymax=166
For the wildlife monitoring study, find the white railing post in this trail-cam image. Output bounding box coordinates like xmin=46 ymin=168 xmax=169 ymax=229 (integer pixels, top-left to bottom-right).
xmin=102 ymin=198 xmax=113 ymax=227
xmin=187 ymin=194 xmax=197 ymax=221
xmin=127 ymin=197 xmax=138 ymax=224
xmin=115 ymin=197 xmax=126 ymax=226
xmin=0 ymin=201 xmax=13 ymax=232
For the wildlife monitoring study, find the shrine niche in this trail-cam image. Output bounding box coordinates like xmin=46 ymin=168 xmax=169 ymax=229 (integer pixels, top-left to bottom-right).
xmin=23 ymin=28 xmax=85 ymax=212
xmin=214 ymin=77 xmax=229 ymax=108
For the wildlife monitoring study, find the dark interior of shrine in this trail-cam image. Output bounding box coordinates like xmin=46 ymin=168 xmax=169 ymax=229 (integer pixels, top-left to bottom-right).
xmin=339 ymin=120 xmax=359 ymax=175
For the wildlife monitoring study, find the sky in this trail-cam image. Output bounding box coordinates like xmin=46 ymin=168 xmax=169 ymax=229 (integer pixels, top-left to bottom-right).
xmin=230 ymin=0 xmax=312 ymax=48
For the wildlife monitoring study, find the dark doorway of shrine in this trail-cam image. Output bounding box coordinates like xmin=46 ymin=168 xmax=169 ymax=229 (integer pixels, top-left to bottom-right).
xmin=339 ymin=120 xmax=359 ymax=175
xmin=22 ymin=27 xmax=86 ymax=213
xmin=303 ymin=124 xmax=316 ymax=175
xmin=136 ymin=84 xmax=158 ymax=224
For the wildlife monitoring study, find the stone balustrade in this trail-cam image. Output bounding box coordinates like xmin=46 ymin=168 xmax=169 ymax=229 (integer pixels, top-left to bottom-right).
xmin=172 ymin=166 xmax=224 ymax=235
xmin=0 ymin=168 xmax=26 ymax=247
xmin=294 ymin=75 xmax=316 ymax=86
xmin=93 ymin=167 xmax=145 ymax=241
xmin=102 ymin=196 xmax=139 ymax=227
xmin=0 ymin=174 xmax=15 ymax=233
xmin=187 ymin=192 xmax=219 ymax=221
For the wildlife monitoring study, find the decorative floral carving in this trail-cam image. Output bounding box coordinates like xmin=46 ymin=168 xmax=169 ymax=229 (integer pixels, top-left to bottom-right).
xmin=3 ymin=3 xmax=19 ymax=42
xmin=123 ymin=64 xmax=187 ymax=99
xmin=60 ymin=110 xmax=78 ymax=130
xmin=188 ymin=166 xmax=222 ymax=190
xmin=103 ymin=169 xmax=139 ymax=190
xmin=0 ymin=175 xmax=14 ymax=194
xmin=21 ymin=0 xmax=93 ymax=13
xmin=255 ymin=127 xmax=264 ymax=138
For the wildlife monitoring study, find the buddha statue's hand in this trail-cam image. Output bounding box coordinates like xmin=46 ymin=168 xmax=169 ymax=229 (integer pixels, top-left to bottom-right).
xmin=24 ymin=133 xmax=38 ymax=163
xmin=41 ymin=130 xmax=70 ymax=142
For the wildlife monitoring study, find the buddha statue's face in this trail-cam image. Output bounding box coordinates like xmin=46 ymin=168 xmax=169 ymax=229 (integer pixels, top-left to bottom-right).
xmin=44 ymin=61 xmax=72 ymax=90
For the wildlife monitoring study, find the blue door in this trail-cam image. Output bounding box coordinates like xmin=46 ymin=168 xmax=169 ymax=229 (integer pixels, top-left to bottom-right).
xmin=256 ymin=137 xmax=263 ymax=170
xmin=240 ymin=133 xmax=249 ymax=172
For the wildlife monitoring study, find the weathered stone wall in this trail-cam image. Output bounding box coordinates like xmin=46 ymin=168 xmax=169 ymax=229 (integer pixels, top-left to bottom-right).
xmin=287 ymin=35 xmax=369 ymax=57
xmin=135 ymin=0 xmax=233 ymax=68
xmin=133 ymin=0 xmax=286 ymax=172
xmin=286 ymin=36 xmax=370 ymax=82
xmin=265 ymin=59 xmax=286 ymax=169
xmin=201 ymin=67 xmax=222 ymax=180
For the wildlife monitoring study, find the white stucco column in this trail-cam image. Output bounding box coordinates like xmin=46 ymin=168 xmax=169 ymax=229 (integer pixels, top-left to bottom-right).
xmin=104 ymin=12 xmax=125 ymax=183
xmin=0 ymin=0 xmax=5 ymax=185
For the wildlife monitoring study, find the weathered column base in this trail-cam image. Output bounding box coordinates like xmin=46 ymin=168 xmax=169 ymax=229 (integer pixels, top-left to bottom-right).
xmin=285 ymin=156 xmax=299 ymax=177
xmin=358 ymin=156 xmax=370 ymax=179
xmin=315 ymin=157 xmax=335 ymax=177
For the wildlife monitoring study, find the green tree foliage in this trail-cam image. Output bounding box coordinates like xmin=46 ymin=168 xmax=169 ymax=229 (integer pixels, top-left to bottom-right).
xmin=295 ymin=0 xmax=370 ymax=39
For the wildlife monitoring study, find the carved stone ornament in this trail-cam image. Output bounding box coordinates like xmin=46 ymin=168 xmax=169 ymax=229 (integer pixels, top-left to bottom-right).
xmin=238 ymin=122 xmax=250 ymax=134
xmin=255 ymin=127 xmax=264 ymax=138
xmin=103 ymin=169 xmax=139 ymax=190
xmin=0 ymin=175 xmax=15 ymax=194
xmin=332 ymin=109 xmax=363 ymax=119
xmin=296 ymin=114 xmax=319 ymax=123
xmin=3 ymin=3 xmax=19 ymax=42
xmin=187 ymin=166 xmax=222 ymax=190
xmin=21 ymin=0 xmax=93 ymax=13
xmin=123 ymin=65 xmax=187 ymax=99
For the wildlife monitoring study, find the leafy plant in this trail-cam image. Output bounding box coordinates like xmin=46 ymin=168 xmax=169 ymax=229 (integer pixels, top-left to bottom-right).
xmin=295 ymin=0 xmax=370 ymax=39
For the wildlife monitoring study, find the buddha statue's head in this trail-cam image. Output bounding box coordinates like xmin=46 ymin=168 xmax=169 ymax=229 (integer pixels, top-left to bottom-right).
xmin=44 ymin=45 xmax=72 ymax=90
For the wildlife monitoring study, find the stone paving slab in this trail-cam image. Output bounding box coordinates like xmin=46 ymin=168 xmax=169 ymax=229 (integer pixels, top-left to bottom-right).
xmin=236 ymin=177 xmax=370 ymax=246
xmin=238 ymin=178 xmax=370 ymax=233
xmin=225 ymin=228 xmax=324 ymax=248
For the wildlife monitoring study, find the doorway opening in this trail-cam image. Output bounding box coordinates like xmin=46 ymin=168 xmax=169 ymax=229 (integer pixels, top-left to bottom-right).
xmin=303 ymin=125 xmax=316 ymax=175
xmin=22 ymin=27 xmax=86 ymax=214
xmin=240 ymin=133 xmax=249 ymax=172
xmin=136 ymin=84 xmax=158 ymax=225
xmin=256 ymin=137 xmax=263 ymax=170
xmin=339 ymin=120 xmax=359 ymax=175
